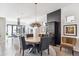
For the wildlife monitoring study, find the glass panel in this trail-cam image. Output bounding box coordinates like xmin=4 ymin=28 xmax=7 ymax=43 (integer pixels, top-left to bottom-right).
xmin=8 ymin=25 xmax=12 ymax=36
xmin=13 ymin=26 xmax=17 ymax=37
xmin=7 ymin=24 xmax=25 ymax=37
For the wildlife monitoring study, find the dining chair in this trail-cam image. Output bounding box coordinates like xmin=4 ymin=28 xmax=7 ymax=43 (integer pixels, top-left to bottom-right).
xmin=37 ymin=36 xmax=50 ymax=56
xmin=49 ymin=33 xmax=55 ymax=45
xmin=20 ymin=36 xmax=33 ymax=56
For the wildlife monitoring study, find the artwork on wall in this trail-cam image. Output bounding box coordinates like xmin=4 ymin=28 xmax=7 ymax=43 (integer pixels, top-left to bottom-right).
xmin=63 ymin=24 xmax=77 ymax=36
xmin=66 ymin=16 xmax=75 ymax=22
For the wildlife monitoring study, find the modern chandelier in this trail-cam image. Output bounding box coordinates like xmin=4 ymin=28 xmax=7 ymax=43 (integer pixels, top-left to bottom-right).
xmin=30 ymin=3 xmax=41 ymax=27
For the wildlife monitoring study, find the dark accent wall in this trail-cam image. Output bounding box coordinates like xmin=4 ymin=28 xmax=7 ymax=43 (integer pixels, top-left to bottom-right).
xmin=46 ymin=9 xmax=61 ymax=45
xmin=47 ymin=9 xmax=61 ymax=22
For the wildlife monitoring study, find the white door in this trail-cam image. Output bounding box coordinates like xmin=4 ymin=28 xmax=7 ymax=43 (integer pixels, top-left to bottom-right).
xmin=0 ymin=17 xmax=5 ymax=56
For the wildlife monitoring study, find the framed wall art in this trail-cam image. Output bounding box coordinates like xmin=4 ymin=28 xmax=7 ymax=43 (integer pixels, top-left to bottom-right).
xmin=63 ymin=24 xmax=77 ymax=36
xmin=66 ymin=16 xmax=75 ymax=22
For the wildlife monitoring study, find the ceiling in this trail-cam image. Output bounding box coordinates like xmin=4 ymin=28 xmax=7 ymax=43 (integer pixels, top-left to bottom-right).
xmin=0 ymin=3 xmax=72 ymax=20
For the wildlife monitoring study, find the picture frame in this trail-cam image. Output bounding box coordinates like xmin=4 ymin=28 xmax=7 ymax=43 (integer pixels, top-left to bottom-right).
xmin=63 ymin=24 xmax=77 ymax=36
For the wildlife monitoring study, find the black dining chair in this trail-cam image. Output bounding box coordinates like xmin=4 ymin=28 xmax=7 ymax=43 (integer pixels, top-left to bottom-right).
xmin=37 ymin=36 xmax=51 ymax=56
xmin=20 ymin=36 xmax=33 ymax=56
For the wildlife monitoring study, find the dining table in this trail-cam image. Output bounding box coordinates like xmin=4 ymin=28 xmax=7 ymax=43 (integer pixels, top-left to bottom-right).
xmin=25 ymin=37 xmax=41 ymax=44
xmin=25 ymin=37 xmax=41 ymax=53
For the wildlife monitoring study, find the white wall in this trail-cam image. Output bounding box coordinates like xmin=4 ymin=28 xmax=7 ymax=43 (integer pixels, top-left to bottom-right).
xmin=61 ymin=4 xmax=79 ymax=38
xmin=0 ymin=17 xmax=5 ymax=55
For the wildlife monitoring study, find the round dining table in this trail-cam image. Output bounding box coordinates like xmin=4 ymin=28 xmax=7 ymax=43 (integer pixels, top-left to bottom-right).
xmin=25 ymin=37 xmax=40 ymax=44
xmin=25 ymin=37 xmax=41 ymax=53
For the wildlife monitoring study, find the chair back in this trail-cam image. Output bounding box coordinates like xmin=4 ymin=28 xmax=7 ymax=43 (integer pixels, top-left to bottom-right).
xmin=20 ymin=36 xmax=26 ymax=49
xmin=40 ymin=36 xmax=50 ymax=50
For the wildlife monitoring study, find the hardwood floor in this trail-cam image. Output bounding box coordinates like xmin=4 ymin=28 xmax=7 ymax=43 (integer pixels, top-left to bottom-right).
xmin=51 ymin=45 xmax=72 ymax=56
xmin=20 ymin=45 xmax=73 ymax=56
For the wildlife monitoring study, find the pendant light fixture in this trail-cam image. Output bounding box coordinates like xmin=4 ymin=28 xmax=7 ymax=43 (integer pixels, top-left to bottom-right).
xmin=16 ymin=17 xmax=21 ymax=36
xmin=17 ymin=17 xmax=20 ymax=25
xmin=30 ymin=3 xmax=41 ymax=27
